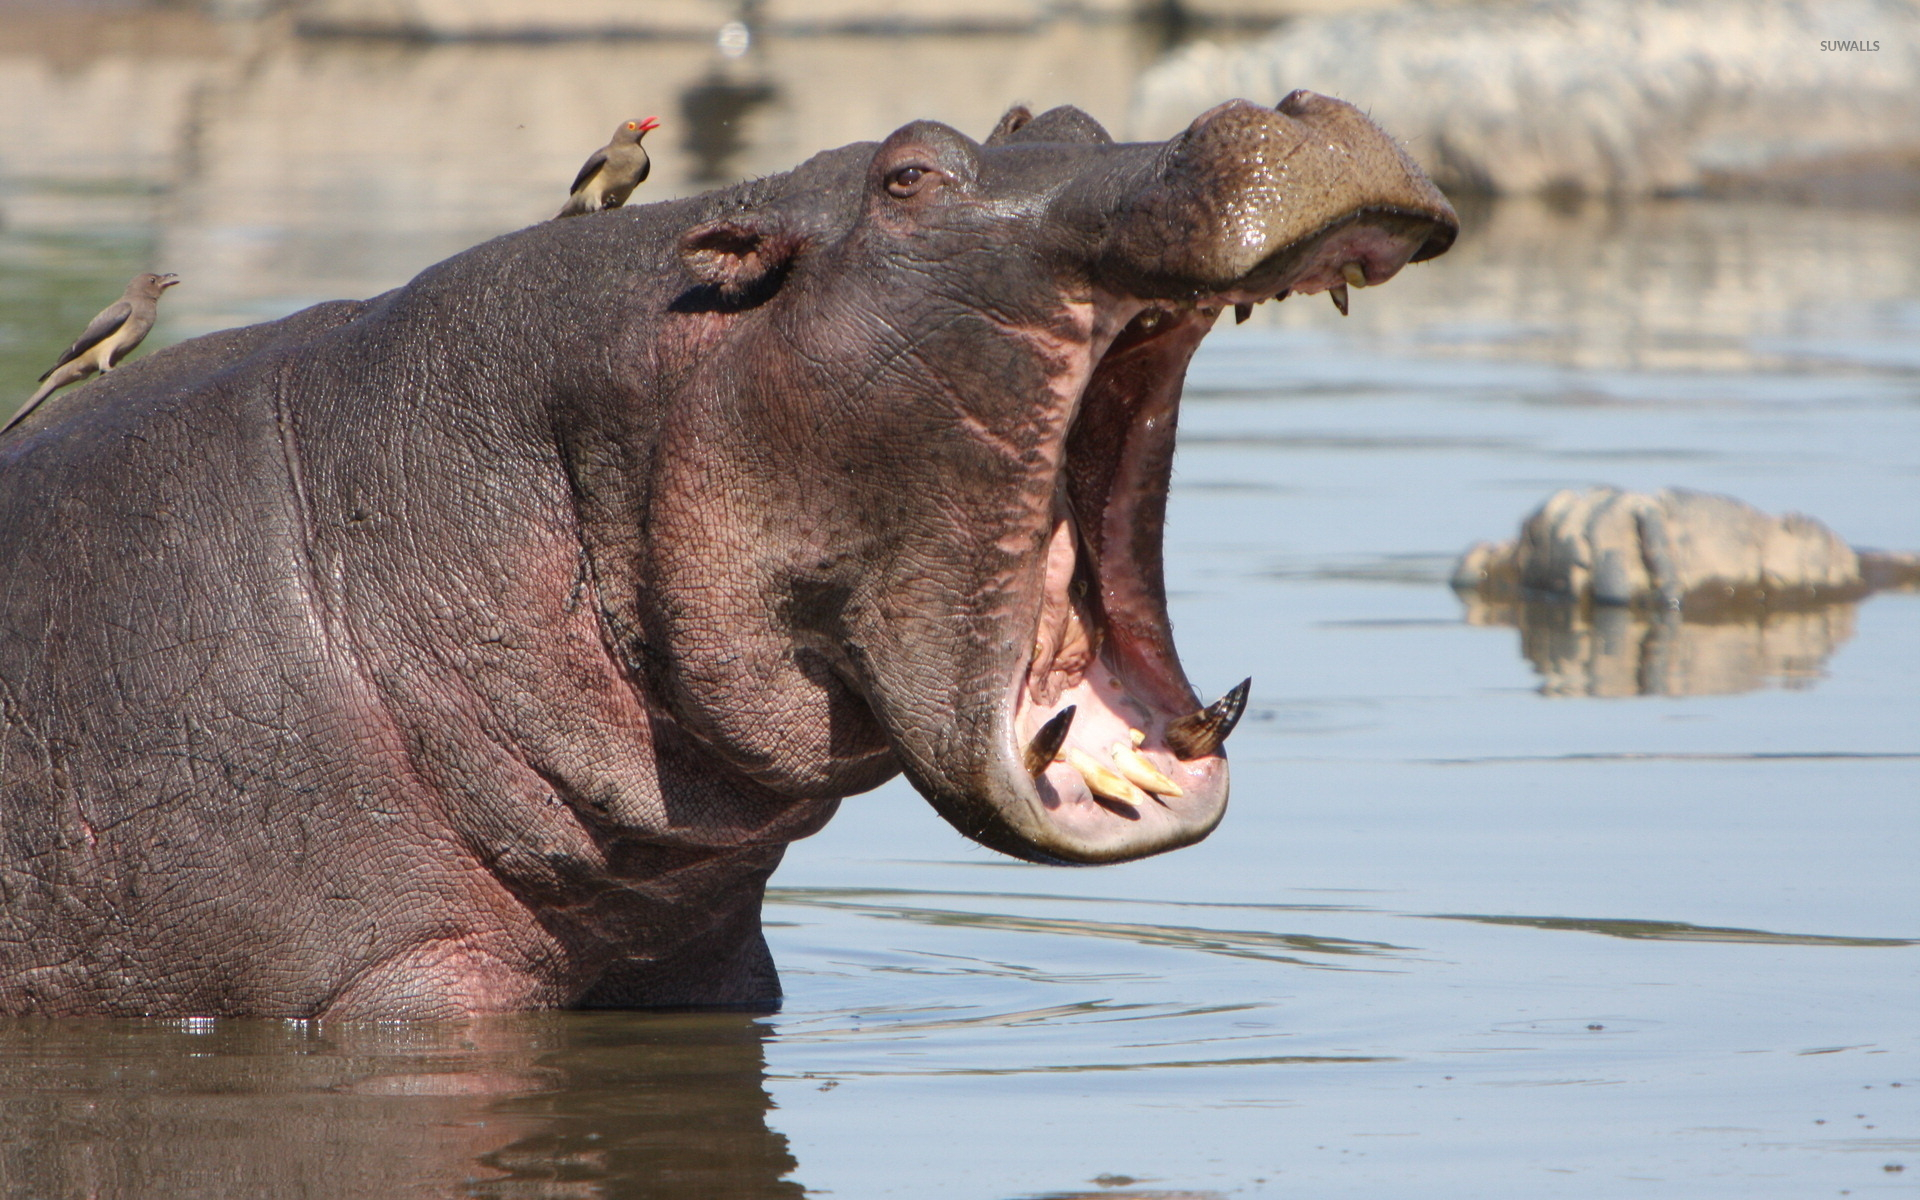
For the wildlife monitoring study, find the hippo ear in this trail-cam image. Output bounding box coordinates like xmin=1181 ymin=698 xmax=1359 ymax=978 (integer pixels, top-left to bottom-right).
xmin=984 ymin=105 xmax=1034 ymax=146
xmin=679 ymin=216 xmax=805 ymax=303
xmin=996 ymin=105 xmax=1113 ymax=147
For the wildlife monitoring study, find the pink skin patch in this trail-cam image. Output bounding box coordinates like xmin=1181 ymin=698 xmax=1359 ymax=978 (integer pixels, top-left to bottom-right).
xmin=1251 ymin=221 xmax=1429 ymax=300
xmin=1004 ymin=297 xmax=1221 ymax=841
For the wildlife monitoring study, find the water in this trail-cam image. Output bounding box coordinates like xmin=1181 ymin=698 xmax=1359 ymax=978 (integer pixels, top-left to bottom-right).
xmin=2 ymin=14 xmax=1917 ymax=1199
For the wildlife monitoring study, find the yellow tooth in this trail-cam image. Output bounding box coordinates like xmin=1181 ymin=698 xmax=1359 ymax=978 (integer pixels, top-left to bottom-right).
xmin=1129 ymin=727 xmax=1146 ymax=747
xmin=1064 ymin=748 xmax=1153 ymax=808
xmin=1109 ymin=743 xmax=1184 ymax=797
xmin=1341 ymin=261 xmax=1368 ymax=289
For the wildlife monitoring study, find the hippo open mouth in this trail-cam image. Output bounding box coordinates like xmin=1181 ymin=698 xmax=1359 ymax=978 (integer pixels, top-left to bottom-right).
xmin=993 ymin=185 xmax=1455 ymax=864
xmin=1010 ymin=299 xmax=1238 ymax=848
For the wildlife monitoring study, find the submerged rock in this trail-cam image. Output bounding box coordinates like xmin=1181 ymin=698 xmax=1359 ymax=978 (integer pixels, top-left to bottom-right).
xmin=1452 ymin=487 xmax=1885 ymax=610
xmin=1454 ymin=486 xmax=1918 ymax=696
xmin=1131 ymin=0 xmax=1920 ymax=199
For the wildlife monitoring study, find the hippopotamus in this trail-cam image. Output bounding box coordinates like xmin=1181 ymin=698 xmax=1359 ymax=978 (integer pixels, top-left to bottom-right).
xmin=0 ymin=95 xmax=1455 ymax=1018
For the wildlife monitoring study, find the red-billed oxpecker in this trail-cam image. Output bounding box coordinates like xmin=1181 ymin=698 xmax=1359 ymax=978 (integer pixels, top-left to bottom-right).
xmin=6 ymin=272 xmax=179 ymax=434
xmin=556 ymin=117 xmax=659 ymax=219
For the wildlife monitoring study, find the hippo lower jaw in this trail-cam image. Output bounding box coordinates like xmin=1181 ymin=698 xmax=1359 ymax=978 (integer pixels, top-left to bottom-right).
xmin=971 ymin=215 xmax=1448 ymax=866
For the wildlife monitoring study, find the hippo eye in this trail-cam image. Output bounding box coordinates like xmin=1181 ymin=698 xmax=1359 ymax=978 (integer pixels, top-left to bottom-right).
xmin=887 ymin=165 xmax=930 ymax=197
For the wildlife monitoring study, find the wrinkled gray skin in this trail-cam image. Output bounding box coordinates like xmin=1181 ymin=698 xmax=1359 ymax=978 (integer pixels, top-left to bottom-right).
xmin=0 ymin=96 xmax=1455 ymax=1018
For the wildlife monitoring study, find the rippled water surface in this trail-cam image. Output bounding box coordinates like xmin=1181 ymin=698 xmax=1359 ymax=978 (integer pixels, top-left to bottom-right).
xmin=2 ymin=17 xmax=1917 ymax=1199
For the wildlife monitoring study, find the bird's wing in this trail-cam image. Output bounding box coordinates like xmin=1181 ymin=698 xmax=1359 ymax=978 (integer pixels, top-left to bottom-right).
xmin=567 ymin=150 xmax=610 ymax=196
xmin=635 ymin=155 xmax=650 ymax=185
xmin=38 ymin=301 xmax=131 ymax=381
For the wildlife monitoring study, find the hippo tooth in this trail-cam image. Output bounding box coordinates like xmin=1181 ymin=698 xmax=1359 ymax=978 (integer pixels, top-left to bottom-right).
xmin=1128 ymin=726 xmax=1146 ymax=747
xmin=1341 ymin=261 xmax=1368 ymax=289
xmin=1064 ymin=747 xmax=1153 ymax=809
xmin=1328 ymin=283 xmax=1350 ymax=317
xmin=1109 ymin=742 xmax=1183 ymax=799
xmin=1024 ymin=705 xmax=1077 ymax=777
xmin=1165 ymin=677 xmax=1252 ymax=761
xmin=1234 ymin=302 xmax=1253 ymax=324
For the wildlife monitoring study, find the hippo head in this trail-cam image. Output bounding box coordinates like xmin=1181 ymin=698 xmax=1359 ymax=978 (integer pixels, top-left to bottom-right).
xmin=609 ymin=95 xmax=1455 ymax=865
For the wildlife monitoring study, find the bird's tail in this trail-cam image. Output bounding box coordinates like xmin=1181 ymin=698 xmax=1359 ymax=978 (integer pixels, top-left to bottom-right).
xmin=2 ymin=380 xmax=57 ymax=434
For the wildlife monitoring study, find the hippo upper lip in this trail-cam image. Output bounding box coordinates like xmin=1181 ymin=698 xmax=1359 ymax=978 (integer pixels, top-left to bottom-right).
xmin=1208 ymin=209 xmax=1456 ymax=308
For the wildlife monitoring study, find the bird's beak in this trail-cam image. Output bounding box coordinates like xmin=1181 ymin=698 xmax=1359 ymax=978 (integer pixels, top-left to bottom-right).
xmin=639 ymin=117 xmax=660 ymax=134
xmin=159 ymin=276 xmax=181 ymax=289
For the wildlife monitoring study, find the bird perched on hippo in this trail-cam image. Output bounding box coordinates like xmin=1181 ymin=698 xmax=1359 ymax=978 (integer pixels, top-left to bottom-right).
xmin=6 ymin=272 xmax=178 ymax=433
xmin=0 ymin=94 xmax=1455 ymax=1019
xmin=557 ymin=117 xmax=659 ymax=218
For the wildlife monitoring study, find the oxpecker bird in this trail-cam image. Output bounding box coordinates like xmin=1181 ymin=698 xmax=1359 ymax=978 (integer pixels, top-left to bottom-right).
xmin=6 ymin=272 xmax=179 ymax=434
xmin=556 ymin=117 xmax=658 ymax=219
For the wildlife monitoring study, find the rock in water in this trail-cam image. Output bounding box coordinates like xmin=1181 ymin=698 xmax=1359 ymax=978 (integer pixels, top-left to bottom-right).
xmin=1454 ymin=486 xmax=1918 ymax=695
xmin=1453 ymin=487 xmax=1869 ymax=610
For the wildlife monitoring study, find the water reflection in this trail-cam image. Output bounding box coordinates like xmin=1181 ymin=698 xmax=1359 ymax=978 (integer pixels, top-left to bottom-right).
xmin=1458 ymin=592 xmax=1859 ymax=697
xmin=678 ymin=70 xmax=781 ymax=184
xmin=769 ymin=887 xmax=1403 ymax=969
xmin=1238 ymin=193 xmax=1920 ymax=373
xmin=0 ymin=1013 xmax=800 ymax=1200
xmin=1426 ymin=913 xmax=1915 ymax=947
xmin=1018 ymin=1192 xmax=1224 ymax=1200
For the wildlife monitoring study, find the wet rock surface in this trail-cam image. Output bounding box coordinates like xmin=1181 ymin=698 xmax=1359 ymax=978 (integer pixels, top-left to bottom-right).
xmin=1453 ymin=486 xmax=1920 ymax=695
xmin=1452 ymin=486 xmax=1909 ymax=610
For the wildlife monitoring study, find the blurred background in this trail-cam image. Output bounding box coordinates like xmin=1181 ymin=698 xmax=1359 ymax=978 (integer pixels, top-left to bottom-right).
xmin=2 ymin=2 xmax=1919 ymax=1197
xmin=2 ymin=0 xmax=1915 ymax=366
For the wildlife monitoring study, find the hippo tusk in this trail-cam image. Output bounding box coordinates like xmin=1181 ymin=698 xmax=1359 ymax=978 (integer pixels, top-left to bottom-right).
xmin=1064 ymin=747 xmax=1152 ymax=810
xmin=1024 ymin=705 xmax=1077 ymax=777
xmin=1109 ymin=742 xmax=1183 ymax=799
xmin=1328 ymin=283 xmax=1350 ymax=316
xmin=1165 ymin=678 xmax=1251 ymax=761
xmin=1234 ymin=302 xmax=1253 ymax=324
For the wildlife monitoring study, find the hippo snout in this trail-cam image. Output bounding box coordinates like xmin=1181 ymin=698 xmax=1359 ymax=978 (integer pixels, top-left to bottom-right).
xmin=1097 ymin=94 xmax=1458 ymax=305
